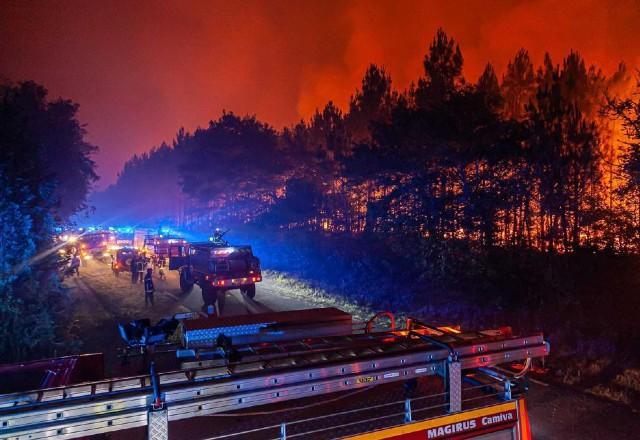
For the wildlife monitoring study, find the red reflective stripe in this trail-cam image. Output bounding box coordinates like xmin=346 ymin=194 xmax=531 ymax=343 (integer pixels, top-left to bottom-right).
xmin=518 ymin=399 xmax=532 ymax=440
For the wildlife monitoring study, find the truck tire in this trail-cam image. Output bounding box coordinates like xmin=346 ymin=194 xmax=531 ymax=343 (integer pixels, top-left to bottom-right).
xmin=201 ymin=285 xmax=216 ymax=309
xmin=243 ymin=283 xmax=256 ymax=299
xmin=217 ymin=289 xmax=226 ymax=311
xmin=179 ymin=268 xmax=194 ymax=294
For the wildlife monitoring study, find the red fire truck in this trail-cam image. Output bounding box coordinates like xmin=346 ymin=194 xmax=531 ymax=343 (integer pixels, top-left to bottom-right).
xmin=143 ymin=234 xmax=186 ymax=259
xmin=0 ymin=309 xmax=546 ymax=440
xmin=168 ymin=241 xmax=262 ymax=310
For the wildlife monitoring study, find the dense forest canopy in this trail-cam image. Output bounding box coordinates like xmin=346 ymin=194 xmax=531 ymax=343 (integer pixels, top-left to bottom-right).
xmin=92 ymin=29 xmax=639 ymax=254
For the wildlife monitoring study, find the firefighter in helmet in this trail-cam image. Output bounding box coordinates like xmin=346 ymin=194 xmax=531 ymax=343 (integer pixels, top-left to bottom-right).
xmin=211 ymin=228 xmax=228 ymax=246
xmin=144 ymin=268 xmax=155 ymax=306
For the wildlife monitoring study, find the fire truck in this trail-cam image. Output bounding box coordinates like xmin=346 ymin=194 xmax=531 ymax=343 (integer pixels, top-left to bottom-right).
xmin=0 ymin=308 xmax=547 ymax=440
xmin=144 ymin=234 xmax=186 ymax=259
xmin=77 ymin=230 xmax=116 ymax=251
xmin=168 ymin=240 xmax=262 ymax=310
xmin=110 ymin=246 xmax=142 ymax=276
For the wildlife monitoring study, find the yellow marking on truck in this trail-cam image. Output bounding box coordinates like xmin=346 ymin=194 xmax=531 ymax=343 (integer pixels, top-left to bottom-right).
xmin=356 ymin=376 xmax=376 ymax=384
xmin=343 ymin=401 xmax=518 ymax=440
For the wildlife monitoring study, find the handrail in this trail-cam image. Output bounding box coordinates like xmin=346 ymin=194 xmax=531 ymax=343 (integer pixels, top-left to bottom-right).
xmin=0 ymin=328 xmax=548 ymax=440
xmin=365 ymin=311 xmax=396 ymax=333
xmin=197 ymin=380 xmax=519 ymax=440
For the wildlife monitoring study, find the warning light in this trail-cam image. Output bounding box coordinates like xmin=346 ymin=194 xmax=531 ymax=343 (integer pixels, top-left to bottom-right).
xmin=212 ymin=248 xmax=234 ymax=256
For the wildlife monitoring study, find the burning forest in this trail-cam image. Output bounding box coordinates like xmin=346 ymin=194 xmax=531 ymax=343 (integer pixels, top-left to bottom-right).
xmin=93 ymin=31 xmax=638 ymax=253
xmin=85 ymin=32 xmax=640 ymax=404
xmin=2 ymin=4 xmax=640 ymax=438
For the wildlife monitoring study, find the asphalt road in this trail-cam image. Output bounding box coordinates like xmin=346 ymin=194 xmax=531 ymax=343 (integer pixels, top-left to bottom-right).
xmin=66 ymin=258 xmax=640 ymax=439
xmin=69 ymin=257 xmax=312 ymax=322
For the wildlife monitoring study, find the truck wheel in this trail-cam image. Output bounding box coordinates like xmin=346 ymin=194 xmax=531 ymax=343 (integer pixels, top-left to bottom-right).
xmin=180 ymin=268 xmax=194 ymax=294
xmin=244 ymin=283 xmax=256 ymax=299
xmin=202 ymin=285 xmax=216 ymax=309
xmin=217 ymin=290 xmax=226 ymax=311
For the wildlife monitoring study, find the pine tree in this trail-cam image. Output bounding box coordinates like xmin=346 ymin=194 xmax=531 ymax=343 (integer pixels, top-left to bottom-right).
xmin=501 ymin=49 xmax=536 ymax=120
xmin=414 ymin=29 xmax=464 ymax=109
xmin=346 ymin=64 xmax=395 ymax=142
xmin=477 ymin=63 xmax=503 ymax=110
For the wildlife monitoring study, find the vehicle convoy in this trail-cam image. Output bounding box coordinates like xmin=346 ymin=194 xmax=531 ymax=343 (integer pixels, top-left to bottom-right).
xmin=0 ymin=308 xmax=548 ymax=440
xmin=168 ymin=232 xmax=262 ymax=310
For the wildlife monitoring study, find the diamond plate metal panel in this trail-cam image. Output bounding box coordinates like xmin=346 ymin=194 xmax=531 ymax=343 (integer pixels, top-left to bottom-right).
xmin=148 ymin=409 xmax=168 ymax=440
xmin=185 ymin=323 xmax=269 ymax=347
xmin=448 ymin=361 xmax=462 ymax=413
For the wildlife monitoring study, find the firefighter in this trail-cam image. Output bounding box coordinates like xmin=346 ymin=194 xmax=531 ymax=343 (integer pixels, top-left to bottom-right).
xmin=144 ymin=256 xmax=153 ymax=274
xmin=136 ymin=258 xmax=145 ymax=283
xmin=130 ymin=256 xmax=137 ymax=284
xmin=144 ymin=268 xmax=155 ymax=306
xmin=158 ymin=263 xmax=166 ymax=280
xmin=211 ymin=228 xmax=228 ymax=246
xmin=70 ymin=253 xmax=81 ymax=277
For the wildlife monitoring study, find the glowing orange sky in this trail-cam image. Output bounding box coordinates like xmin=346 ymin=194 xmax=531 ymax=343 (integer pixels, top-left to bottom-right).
xmin=2 ymin=0 xmax=639 ymax=187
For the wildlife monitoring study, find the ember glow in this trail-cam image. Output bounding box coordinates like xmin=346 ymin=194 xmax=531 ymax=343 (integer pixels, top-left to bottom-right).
xmin=2 ymin=0 xmax=639 ymax=186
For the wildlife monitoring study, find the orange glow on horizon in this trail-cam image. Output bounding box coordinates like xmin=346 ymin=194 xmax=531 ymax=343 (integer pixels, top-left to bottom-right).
xmin=2 ymin=1 xmax=639 ymax=187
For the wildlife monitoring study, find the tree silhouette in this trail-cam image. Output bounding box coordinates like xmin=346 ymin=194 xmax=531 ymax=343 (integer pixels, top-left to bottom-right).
xmin=0 ymin=80 xmax=96 ymax=361
xmin=526 ymin=53 xmax=601 ymax=250
xmin=346 ymin=64 xmax=395 ymax=142
xmin=501 ymin=49 xmax=536 ymax=120
xmin=608 ymin=77 xmax=640 ymax=246
xmin=0 ymin=81 xmax=98 ymax=219
xmin=477 ymin=63 xmax=502 ymax=110
xmin=176 ymin=112 xmax=285 ymax=225
xmin=414 ymin=28 xmax=464 ymax=109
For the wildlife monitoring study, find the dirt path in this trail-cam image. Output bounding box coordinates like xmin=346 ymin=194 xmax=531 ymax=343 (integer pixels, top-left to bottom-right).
xmin=528 ymin=380 xmax=640 ymax=439
xmin=65 ymin=259 xmax=196 ymax=373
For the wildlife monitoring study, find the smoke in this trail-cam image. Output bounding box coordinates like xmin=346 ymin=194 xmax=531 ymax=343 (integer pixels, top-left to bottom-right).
xmin=2 ymin=0 xmax=639 ymax=187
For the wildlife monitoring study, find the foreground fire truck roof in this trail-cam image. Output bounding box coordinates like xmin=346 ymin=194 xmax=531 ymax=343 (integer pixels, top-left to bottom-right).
xmin=0 ymin=309 xmax=548 ymax=440
xmin=0 ymin=354 xmax=104 ymax=395
xmin=182 ymin=306 xmax=350 ymax=331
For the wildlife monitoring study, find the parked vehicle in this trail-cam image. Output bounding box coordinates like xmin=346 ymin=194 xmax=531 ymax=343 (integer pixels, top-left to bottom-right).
xmin=168 ymin=241 xmax=262 ymax=310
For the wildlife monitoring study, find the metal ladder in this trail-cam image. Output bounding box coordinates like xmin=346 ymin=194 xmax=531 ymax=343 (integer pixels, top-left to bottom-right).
xmin=0 ymin=327 xmax=549 ymax=440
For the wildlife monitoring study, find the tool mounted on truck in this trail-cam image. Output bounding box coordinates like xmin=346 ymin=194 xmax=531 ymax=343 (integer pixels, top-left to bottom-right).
xmin=0 ymin=308 xmax=548 ymax=440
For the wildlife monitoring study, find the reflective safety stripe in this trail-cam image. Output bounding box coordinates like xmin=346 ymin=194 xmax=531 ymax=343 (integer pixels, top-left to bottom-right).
xmin=517 ymin=398 xmax=532 ymax=440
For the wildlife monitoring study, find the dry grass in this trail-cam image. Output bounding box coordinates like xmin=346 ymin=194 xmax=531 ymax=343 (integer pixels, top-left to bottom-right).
xmin=263 ymin=269 xmax=374 ymax=322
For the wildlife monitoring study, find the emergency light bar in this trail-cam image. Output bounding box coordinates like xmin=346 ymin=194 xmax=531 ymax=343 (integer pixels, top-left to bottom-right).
xmin=211 ymin=247 xmax=235 ymax=256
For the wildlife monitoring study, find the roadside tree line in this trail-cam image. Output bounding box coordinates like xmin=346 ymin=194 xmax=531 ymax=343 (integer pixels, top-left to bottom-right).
xmin=96 ymin=29 xmax=639 ymax=254
xmin=0 ymin=81 xmax=98 ymax=361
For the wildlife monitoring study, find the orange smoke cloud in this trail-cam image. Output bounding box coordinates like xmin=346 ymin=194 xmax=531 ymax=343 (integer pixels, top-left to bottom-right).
xmin=1 ymin=0 xmax=639 ymax=187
